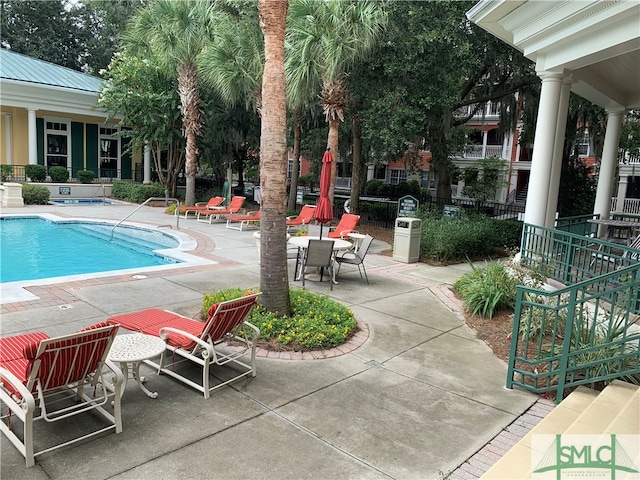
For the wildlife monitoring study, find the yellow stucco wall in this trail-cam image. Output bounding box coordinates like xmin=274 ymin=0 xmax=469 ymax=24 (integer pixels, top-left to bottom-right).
xmin=0 ymin=107 xmax=141 ymax=169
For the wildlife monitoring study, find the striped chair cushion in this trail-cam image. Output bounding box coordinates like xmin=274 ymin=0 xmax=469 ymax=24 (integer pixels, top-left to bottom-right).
xmin=0 ymin=358 xmax=30 ymax=397
xmin=25 ymin=324 xmax=119 ymax=391
xmin=0 ymin=332 xmax=49 ymax=363
xmin=108 ymin=308 xmax=206 ymax=350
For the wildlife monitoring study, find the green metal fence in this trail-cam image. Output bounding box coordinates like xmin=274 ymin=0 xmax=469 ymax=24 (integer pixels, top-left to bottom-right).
xmin=520 ymin=223 xmax=640 ymax=287
xmin=555 ymin=213 xmax=599 ymax=237
xmin=510 ymin=224 xmax=640 ymax=403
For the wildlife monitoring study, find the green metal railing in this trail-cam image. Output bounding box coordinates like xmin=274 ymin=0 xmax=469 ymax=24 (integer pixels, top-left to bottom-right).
xmin=509 ymin=224 xmax=640 ymax=403
xmin=520 ymin=224 xmax=640 ymax=287
xmin=555 ymin=213 xmax=599 ymax=237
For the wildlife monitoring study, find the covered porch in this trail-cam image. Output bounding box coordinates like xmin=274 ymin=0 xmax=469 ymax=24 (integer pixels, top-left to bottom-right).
xmin=467 ymin=0 xmax=640 ymax=235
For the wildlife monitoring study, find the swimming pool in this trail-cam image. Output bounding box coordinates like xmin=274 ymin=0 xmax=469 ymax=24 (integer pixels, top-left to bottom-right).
xmin=0 ymin=215 xmax=216 ymax=302
xmin=49 ymin=198 xmax=125 ymax=205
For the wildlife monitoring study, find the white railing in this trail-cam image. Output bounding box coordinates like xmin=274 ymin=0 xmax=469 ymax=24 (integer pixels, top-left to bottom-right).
xmin=610 ymin=197 xmax=640 ymax=215
xmin=460 ymin=144 xmax=504 ymax=159
xmin=618 ymin=148 xmax=640 ymax=164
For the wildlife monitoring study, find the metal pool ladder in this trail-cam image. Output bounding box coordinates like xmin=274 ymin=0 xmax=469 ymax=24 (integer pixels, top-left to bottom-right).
xmin=110 ymin=197 xmax=180 ymax=241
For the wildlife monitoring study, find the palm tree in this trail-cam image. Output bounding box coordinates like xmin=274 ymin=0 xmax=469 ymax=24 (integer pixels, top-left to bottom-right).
xmin=287 ymin=0 xmax=386 ymax=203
xmin=124 ymin=0 xmax=216 ymax=206
xmin=258 ymin=0 xmax=290 ymax=314
xmin=199 ymin=6 xmax=264 ymax=197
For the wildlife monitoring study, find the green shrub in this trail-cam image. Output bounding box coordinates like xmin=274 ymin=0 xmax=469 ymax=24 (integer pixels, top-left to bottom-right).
xmin=454 ymin=261 xmax=517 ymax=318
xmin=417 ymin=213 xmax=522 ymax=263
xmin=202 ymin=288 xmax=357 ymax=349
xmin=111 ymin=181 xmax=165 ymax=203
xmin=77 ymin=170 xmax=95 ymax=184
xmin=21 ymin=183 xmax=50 ymax=204
xmin=1 ymin=164 xmax=12 ymax=182
xmin=24 ymin=164 xmax=47 ymax=182
xmin=48 ymin=166 xmax=69 ymax=183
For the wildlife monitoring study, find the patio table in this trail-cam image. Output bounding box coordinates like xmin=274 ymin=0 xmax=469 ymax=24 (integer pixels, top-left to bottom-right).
xmin=288 ymin=236 xmax=352 ymax=283
xmin=107 ymin=333 xmax=166 ymax=399
xmin=587 ymin=218 xmax=640 ymax=246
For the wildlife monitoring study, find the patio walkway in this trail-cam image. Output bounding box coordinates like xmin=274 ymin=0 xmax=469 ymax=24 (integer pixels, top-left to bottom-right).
xmin=0 ymin=202 xmax=543 ymax=479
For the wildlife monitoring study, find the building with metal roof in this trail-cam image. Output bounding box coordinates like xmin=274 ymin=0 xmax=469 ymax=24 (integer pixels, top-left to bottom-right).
xmin=0 ymin=49 xmax=134 ymax=181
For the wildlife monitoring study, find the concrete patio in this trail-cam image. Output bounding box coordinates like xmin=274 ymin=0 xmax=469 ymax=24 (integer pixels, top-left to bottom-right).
xmin=0 ymin=202 xmax=541 ymax=479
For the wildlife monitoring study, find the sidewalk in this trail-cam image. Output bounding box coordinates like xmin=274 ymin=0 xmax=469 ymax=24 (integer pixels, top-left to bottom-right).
xmin=0 ymin=203 xmax=541 ymax=479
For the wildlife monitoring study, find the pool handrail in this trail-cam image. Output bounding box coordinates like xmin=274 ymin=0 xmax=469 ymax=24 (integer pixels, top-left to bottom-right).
xmin=110 ymin=197 xmax=180 ymax=241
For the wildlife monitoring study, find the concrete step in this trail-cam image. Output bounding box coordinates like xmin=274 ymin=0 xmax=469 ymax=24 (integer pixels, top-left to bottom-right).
xmin=479 ymin=381 xmax=640 ymax=479
xmin=563 ymin=380 xmax=639 ymax=436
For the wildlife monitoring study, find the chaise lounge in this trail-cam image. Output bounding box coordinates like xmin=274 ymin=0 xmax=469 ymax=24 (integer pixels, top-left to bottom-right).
xmin=226 ymin=210 xmax=261 ymax=231
xmin=106 ymin=293 xmax=261 ymax=398
xmin=196 ymin=196 xmax=246 ymax=224
xmin=0 ymin=323 xmax=123 ymax=467
xmin=178 ymin=196 xmax=224 ymax=219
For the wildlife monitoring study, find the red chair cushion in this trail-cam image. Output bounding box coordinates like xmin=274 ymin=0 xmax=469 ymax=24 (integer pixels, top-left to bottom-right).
xmin=0 ymin=332 xmax=49 ymax=363
xmin=108 ymin=308 xmax=206 ymax=350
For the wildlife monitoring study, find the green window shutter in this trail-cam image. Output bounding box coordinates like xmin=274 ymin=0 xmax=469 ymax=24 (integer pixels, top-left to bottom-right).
xmin=121 ymin=137 xmax=132 ymax=179
xmin=86 ymin=124 xmax=98 ymax=172
xmin=36 ymin=118 xmax=44 ymax=165
xmin=71 ymin=122 xmax=84 ymax=176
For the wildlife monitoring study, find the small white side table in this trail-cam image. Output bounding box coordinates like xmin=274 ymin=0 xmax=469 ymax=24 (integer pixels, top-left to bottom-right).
xmin=108 ymin=334 xmax=166 ymax=399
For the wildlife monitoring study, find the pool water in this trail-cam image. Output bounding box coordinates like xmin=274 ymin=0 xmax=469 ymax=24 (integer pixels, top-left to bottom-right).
xmin=0 ymin=217 xmax=181 ymax=283
xmin=50 ymin=198 xmax=123 ymax=205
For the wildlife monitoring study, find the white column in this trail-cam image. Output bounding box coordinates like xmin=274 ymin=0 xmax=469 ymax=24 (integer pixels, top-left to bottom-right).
xmin=3 ymin=113 xmax=12 ymax=165
xmin=524 ymin=72 xmax=564 ymax=227
xmin=615 ymin=175 xmax=628 ymax=213
xmin=481 ymin=130 xmax=488 ymax=158
xmin=143 ymin=144 xmax=152 ymax=184
xmin=593 ymin=108 xmax=624 ymax=229
xmin=545 ymin=76 xmax=573 ymax=227
xmin=28 ymin=109 xmax=38 ymax=165
xmin=367 ymin=164 xmax=374 ymax=182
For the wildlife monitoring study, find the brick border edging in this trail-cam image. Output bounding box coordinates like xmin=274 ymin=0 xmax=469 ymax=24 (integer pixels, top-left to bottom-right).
xmin=446 ymin=397 xmax=556 ymax=479
xmin=224 ymin=316 xmax=370 ymax=360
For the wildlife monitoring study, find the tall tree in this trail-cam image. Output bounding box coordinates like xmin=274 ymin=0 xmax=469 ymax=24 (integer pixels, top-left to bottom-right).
xmin=1 ymin=0 xmax=82 ymax=70
xmin=71 ymin=0 xmax=145 ymax=76
xmin=287 ymin=0 xmax=386 ymax=204
xmin=98 ymin=52 xmax=185 ymax=195
xmin=258 ymin=0 xmax=290 ymax=314
xmin=359 ymin=1 xmax=537 ymax=201
xmin=124 ymin=0 xmax=216 ymax=206
xmin=200 ymin=3 xmax=263 ymax=197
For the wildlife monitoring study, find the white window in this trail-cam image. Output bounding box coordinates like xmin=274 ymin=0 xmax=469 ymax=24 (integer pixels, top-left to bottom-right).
xmin=45 ymin=118 xmax=70 ymax=169
xmin=99 ymin=126 xmax=120 ymax=178
xmin=287 ymin=159 xmax=302 ymax=179
xmin=576 ymin=131 xmax=590 ymax=157
xmin=389 ymin=169 xmax=407 ymax=185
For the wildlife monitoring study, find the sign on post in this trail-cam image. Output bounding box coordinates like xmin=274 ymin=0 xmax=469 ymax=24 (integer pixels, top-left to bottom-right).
xmin=397 ymin=195 xmax=419 ymax=217
xmin=443 ymin=205 xmax=461 ymax=218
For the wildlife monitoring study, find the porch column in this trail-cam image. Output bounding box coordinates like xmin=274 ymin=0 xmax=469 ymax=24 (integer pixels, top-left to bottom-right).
xmin=28 ymin=108 xmax=38 ymax=165
xmin=143 ymin=144 xmax=152 ymax=184
xmin=481 ymin=129 xmax=488 ymax=158
xmin=366 ymin=164 xmax=374 ymax=182
xmin=524 ymin=71 xmax=564 ymax=227
xmin=545 ymin=76 xmax=573 ymax=228
xmin=593 ymin=107 xmax=624 ymax=232
xmin=3 ymin=113 xmax=12 ymax=164
xmin=615 ymin=175 xmax=628 ymax=213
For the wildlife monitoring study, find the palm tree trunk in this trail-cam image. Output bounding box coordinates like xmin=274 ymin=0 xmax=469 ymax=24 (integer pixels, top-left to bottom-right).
xmin=287 ymin=112 xmax=302 ymax=211
xmin=258 ymin=0 xmax=290 ymax=315
xmin=178 ymin=61 xmax=202 ymax=206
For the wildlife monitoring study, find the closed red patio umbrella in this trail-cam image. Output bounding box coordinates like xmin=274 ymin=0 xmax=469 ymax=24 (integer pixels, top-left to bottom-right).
xmin=314 ymin=148 xmax=334 ymax=238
